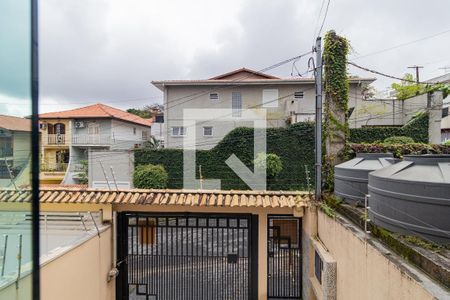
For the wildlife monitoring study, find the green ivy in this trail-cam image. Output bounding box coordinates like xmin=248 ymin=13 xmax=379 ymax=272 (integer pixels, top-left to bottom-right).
xmin=135 ymin=122 xmax=315 ymax=190
xmin=349 ymin=113 xmax=429 ymax=143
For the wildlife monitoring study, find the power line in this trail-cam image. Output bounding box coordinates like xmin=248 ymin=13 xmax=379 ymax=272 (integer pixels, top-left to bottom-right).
xmin=316 ymin=0 xmax=331 ymax=38
xmin=350 ymin=28 xmax=450 ymax=61
xmin=348 ymin=61 xmax=441 ymax=85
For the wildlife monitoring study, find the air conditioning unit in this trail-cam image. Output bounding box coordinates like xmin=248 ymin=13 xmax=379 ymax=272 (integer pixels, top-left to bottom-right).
xmin=74 ymin=121 xmax=85 ymax=128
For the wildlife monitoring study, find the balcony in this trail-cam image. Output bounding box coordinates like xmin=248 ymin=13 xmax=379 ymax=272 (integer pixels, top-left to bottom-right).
xmin=72 ymin=134 xmax=112 ymax=146
xmin=45 ymin=134 xmax=67 ymax=146
xmin=40 ymin=162 xmax=68 ymax=172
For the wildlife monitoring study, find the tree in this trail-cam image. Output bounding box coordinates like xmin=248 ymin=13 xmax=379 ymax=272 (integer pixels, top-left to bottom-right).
xmin=141 ymin=136 xmax=161 ymax=149
xmin=391 ymin=73 xmax=424 ymax=100
xmin=133 ymin=164 xmax=168 ymax=189
xmin=254 ymin=153 xmax=283 ymax=178
xmin=127 ymin=108 xmax=152 ymax=119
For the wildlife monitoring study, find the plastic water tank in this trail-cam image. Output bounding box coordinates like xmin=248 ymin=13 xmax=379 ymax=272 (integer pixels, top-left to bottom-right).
xmin=368 ymin=155 xmax=450 ymax=244
xmin=334 ymin=153 xmax=395 ymax=204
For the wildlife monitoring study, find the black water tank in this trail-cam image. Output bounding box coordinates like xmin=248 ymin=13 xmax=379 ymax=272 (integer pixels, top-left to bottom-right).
xmin=334 ymin=153 xmax=395 ymax=204
xmin=368 ymin=155 xmax=450 ymax=244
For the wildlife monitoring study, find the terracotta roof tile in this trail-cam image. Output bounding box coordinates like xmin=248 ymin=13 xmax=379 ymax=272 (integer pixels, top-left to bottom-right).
xmin=0 ymin=188 xmax=310 ymax=208
xmin=0 ymin=115 xmax=31 ymax=132
xmin=39 ymin=103 xmax=152 ymax=127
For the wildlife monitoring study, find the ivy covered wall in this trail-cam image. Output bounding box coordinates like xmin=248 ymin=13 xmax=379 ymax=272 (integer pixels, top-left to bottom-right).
xmin=349 ymin=113 xmax=429 ymax=144
xmin=135 ymin=122 xmax=315 ymax=191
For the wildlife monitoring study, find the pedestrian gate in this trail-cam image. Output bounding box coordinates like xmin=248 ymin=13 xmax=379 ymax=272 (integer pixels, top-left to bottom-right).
xmin=268 ymin=216 xmax=302 ymax=299
xmin=116 ymin=213 xmax=258 ymax=300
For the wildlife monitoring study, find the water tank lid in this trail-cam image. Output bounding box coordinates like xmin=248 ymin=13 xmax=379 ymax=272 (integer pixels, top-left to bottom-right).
xmin=356 ymin=153 xmax=393 ymax=159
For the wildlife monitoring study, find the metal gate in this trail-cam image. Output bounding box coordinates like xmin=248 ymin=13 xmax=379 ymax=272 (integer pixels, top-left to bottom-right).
xmin=268 ymin=216 xmax=302 ymax=299
xmin=117 ymin=212 xmax=258 ymax=300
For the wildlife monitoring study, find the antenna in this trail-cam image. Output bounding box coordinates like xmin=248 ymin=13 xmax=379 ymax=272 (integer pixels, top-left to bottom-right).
xmin=4 ymin=158 xmax=18 ymax=191
xmin=110 ymin=166 xmax=119 ymax=191
xmin=99 ymin=161 xmax=112 ymax=190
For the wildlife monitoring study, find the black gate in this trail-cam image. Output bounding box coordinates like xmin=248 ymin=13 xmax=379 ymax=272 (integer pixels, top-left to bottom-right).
xmin=117 ymin=212 xmax=258 ymax=300
xmin=267 ymin=216 xmax=302 ymax=299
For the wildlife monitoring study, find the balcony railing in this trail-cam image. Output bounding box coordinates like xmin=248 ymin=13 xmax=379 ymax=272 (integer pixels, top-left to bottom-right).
xmin=72 ymin=134 xmax=112 ymax=145
xmin=40 ymin=162 xmax=68 ymax=172
xmin=46 ymin=134 xmax=67 ymax=145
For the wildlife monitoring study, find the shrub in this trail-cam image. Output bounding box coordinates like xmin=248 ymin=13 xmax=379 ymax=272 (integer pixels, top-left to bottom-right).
xmin=133 ymin=164 xmax=168 ymax=189
xmin=349 ymin=113 xmax=428 ymax=143
xmin=349 ymin=143 xmax=450 ymax=159
xmin=383 ymin=136 xmax=415 ymax=144
xmin=444 ymin=140 xmax=450 ymax=146
xmin=254 ymin=153 xmax=283 ymax=178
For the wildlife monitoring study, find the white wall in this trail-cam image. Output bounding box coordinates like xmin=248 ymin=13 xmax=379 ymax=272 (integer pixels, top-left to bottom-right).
xmin=164 ymin=83 xmax=366 ymax=149
xmin=111 ymin=119 xmax=151 ymax=150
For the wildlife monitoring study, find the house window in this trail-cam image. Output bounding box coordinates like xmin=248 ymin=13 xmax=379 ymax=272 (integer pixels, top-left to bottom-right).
xmin=203 ymin=126 xmax=213 ymax=137
xmin=262 ymin=89 xmax=279 ymax=108
xmin=294 ymin=91 xmax=304 ymax=99
xmin=232 ymin=92 xmax=242 ymax=117
xmin=88 ymin=123 xmax=100 ymax=135
xmin=133 ymin=127 xmax=137 ymax=135
xmin=142 ymin=130 xmax=148 ymax=140
xmin=209 ymin=92 xmax=219 ymax=101
xmin=315 ymin=250 xmax=323 ymax=284
xmin=443 ymin=107 xmax=449 ymax=118
xmin=171 ymin=126 xmax=186 ymax=137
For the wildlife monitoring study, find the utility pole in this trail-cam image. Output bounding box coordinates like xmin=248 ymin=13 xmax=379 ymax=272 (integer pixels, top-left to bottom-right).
xmin=314 ymin=37 xmax=323 ymax=201
xmin=408 ymin=65 xmax=423 ymax=83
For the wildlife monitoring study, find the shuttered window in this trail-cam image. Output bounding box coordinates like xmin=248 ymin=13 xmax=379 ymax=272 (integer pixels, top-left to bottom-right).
xmin=262 ymin=89 xmax=279 ymax=107
xmin=232 ymin=92 xmax=242 ymax=117
xmin=294 ymin=91 xmax=304 ymax=99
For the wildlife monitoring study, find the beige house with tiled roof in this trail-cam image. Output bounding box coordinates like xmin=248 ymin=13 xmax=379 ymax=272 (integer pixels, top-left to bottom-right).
xmin=39 ymin=103 xmax=153 ymax=185
xmin=0 ymin=115 xmax=31 ymax=188
xmin=153 ymin=68 xmax=375 ymax=149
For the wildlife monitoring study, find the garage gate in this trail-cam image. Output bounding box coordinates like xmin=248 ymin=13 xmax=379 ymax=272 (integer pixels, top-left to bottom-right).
xmin=116 ymin=213 xmax=258 ymax=300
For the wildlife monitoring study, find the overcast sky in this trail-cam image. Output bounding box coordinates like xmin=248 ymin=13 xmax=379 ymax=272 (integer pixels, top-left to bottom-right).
xmin=2 ymin=0 xmax=450 ymax=116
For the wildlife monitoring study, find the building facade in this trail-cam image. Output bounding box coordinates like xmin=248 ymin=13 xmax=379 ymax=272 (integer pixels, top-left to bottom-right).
xmin=0 ymin=115 xmax=31 ymax=188
xmin=153 ymin=68 xmax=374 ymax=149
xmin=39 ymin=104 xmax=152 ymax=184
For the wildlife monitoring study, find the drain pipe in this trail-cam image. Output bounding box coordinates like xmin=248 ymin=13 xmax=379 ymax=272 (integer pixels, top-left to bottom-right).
xmin=107 ymin=211 xmax=119 ymax=282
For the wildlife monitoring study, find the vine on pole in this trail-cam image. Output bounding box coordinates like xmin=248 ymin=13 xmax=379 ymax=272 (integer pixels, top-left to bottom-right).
xmin=323 ymin=30 xmax=350 ymax=191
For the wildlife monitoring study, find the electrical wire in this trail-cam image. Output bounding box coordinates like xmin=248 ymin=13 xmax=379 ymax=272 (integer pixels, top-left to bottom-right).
xmin=350 ymin=28 xmax=450 ymax=61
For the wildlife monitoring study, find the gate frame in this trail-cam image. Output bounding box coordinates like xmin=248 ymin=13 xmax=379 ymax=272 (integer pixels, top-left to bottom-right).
xmin=116 ymin=211 xmax=259 ymax=300
xmin=267 ymin=214 xmax=303 ymax=300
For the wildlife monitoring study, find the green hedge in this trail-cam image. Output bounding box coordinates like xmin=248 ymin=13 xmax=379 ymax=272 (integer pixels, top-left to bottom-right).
xmin=349 ymin=143 xmax=450 ymax=158
xmin=135 ymin=122 xmax=315 ymax=190
xmin=349 ymin=113 xmax=429 ymax=143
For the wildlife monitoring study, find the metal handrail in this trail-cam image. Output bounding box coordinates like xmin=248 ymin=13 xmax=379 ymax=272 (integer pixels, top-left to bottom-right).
xmin=15 ymin=234 xmax=22 ymax=289
xmin=1 ymin=235 xmax=8 ymax=277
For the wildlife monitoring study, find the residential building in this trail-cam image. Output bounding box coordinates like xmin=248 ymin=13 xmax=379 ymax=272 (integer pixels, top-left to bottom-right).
xmin=442 ymin=97 xmax=450 ymax=142
xmin=152 ymin=68 xmax=375 ymax=149
xmin=39 ymin=103 xmax=152 ymax=184
xmin=0 ymin=115 xmax=31 ymax=187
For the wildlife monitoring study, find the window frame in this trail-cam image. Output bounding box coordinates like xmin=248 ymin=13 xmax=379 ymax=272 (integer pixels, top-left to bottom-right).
xmin=209 ymin=92 xmax=220 ymax=101
xmin=294 ymin=91 xmax=304 ymax=99
xmin=232 ymin=91 xmax=242 ymax=117
xmin=262 ymin=89 xmax=279 ymax=108
xmin=203 ymin=126 xmax=213 ymax=137
xmin=171 ymin=126 xmax=187 ymax=137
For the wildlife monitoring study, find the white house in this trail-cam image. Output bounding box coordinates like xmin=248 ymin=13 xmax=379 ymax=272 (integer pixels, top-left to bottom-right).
xmin=153 ymin=68 xmax=375 ymax=149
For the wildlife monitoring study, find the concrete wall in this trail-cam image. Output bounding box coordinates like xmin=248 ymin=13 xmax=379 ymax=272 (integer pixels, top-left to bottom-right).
xmin=40 ymin=227 xmax=115 ymax=300
xmin=111 ymin=119 xmax=150 ymax=150
xmin=164 ymin=83 xmax=365 ymax=149
xmin=312 ymin=210 xmax=449 ymax=300
xmin=88 ymin=150 xmax=134 ymax=189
